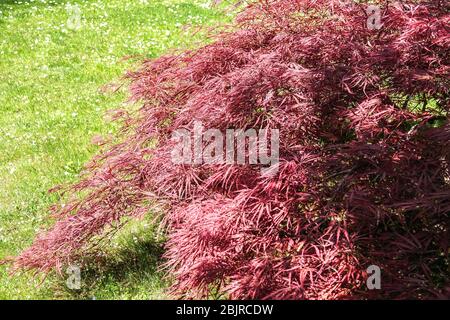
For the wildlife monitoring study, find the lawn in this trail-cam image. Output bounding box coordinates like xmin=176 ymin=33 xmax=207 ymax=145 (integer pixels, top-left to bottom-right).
xmin=0 ymin=0 xmax=230 ymax=299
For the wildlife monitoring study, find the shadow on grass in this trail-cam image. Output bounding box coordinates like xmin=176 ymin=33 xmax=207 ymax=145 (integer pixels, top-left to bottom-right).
xmin=53 ymin=237 xmax=169 ymax=300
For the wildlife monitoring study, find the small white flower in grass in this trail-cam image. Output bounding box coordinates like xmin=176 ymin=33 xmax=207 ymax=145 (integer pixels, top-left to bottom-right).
xmin=66 ymin=3 xmax=82 ymax=31
xmin=199 ymin=2 xmax=210 ymax=9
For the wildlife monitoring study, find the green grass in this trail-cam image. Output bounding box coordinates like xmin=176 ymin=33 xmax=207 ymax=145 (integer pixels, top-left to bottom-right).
xmin=0 ymin=0 xmax=230 ymax=299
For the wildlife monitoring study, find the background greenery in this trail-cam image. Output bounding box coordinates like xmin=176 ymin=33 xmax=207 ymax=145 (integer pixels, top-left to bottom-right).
xmin=0 ymin=0 xmax=230 ymax=299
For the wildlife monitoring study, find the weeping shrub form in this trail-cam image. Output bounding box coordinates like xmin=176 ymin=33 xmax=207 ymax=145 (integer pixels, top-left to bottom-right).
xmin=11 ymin=0 xmax=450 ymax=299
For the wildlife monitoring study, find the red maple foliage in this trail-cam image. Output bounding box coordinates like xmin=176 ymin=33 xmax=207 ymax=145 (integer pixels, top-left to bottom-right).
xmin=10 ymin=0 xmax=450 ymax=299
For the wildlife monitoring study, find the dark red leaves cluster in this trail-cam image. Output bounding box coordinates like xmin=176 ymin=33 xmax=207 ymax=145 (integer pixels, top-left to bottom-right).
xmin=12 ymin=0 xmax=449 ymax=299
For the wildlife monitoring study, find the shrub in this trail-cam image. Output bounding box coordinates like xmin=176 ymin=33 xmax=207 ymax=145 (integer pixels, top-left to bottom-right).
xmin=11 ymin=0 xmax=450 ymax=299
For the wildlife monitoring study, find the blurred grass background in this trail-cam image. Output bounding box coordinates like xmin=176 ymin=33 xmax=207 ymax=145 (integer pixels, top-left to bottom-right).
xmin=0 ymin=0 xmax=231 ymax=299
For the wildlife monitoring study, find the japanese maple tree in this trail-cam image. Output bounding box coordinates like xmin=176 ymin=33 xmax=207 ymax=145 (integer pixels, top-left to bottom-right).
xmin=11 ymin=0 xmax=449 ymax=299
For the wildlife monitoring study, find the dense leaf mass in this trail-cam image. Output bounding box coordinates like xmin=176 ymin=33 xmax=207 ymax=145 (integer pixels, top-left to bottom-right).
xmin=12 ymin=0 xmax=450 ymax=299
